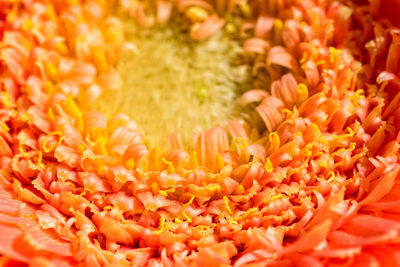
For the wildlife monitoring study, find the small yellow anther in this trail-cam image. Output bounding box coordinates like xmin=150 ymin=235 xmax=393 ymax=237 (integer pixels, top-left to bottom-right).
xmin=265 ymin=158 xmax=273 ymax=173
xmin=235 ymin=137 xmax=248 ymax=150
xmin=234 ymin=185 xmax=245 ymax=195
xmin=22 ymin=19 xmax=33 ymax=31
xmin=77 ymin=144 xmax=86 ymax=154
xmin=297 ymin=83 xmax=309 ymax=103
xmin=93 ymin=46 xmax=108 ymax=72
xmin=185 ymin=6 xmax=208 ymax=22
xmin=125 ymin=159 xmax=135 ymax=170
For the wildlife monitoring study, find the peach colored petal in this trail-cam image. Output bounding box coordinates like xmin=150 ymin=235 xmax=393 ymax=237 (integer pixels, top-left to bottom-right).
xmin=190 ymin=15 xmax=226 ymax=41
xmin=240 ymin=89 xmax=269 ymax=106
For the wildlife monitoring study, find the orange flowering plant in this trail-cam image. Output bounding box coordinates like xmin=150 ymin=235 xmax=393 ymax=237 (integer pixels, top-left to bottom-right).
xmin=0 ymin=0 xmax=400 ymax=266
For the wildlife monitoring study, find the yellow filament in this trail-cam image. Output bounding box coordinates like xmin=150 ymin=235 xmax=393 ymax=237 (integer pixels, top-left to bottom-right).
xmin=154 ymin=215 xmax=167 ymax=235
xmin=159 ymin=188 xmax=175 ymax=197
xmin=223 ymin=196 xmax=233 ymax=214
xmin=162 ymin=158 xmax=175 ymax=174
xmin=327 ymin=171 xmax=335 ymax=182
xmin=43 ymin=131 xmax=64 ymax=153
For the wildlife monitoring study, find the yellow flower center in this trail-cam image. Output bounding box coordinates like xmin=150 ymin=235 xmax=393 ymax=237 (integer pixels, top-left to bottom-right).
xmin=91 ymin=23 xmax=251 ymax=146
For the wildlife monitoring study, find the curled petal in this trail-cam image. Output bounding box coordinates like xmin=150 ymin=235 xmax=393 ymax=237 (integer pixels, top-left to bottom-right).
xmin=240 ymin=89 xmax=269 ymax=106
xmin=177 ymin=0 xmax=213 ymax=11
xmin=284 ymin=220 xmax=332 ymax=254
xmin=157 ymin=0 xmax=172 ymax=23
xmin=271 ymin=73 xmax=298 ymax=108
xmin=190 ymin=15 xmax=225 ymax=41
xmin=245 ymin=144 xmax=266 ymax=161
xmin=267 ymin=46 xmax=297 ymax=70
xmin=256 ymin=96 xmax=285 ymax=132
xmin=254 ymin=15 xmax=274 ymax=38
xmin=243 ymin=38 xmax=270 ymax=54
xmin=137 ymin=191 xmax=174 ymax=211
xmin=193 ymin=126 xmax=229 ymax=170
xmin=360 ymin=165 xmax=400 ymax=206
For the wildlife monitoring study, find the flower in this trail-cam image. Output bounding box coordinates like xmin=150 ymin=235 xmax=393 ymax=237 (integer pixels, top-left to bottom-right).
xmin=0 ymin=0 xmax=400 ymax=266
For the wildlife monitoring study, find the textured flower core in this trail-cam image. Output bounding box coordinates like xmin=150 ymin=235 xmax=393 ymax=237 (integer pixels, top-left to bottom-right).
xmin=91 ymin=24 xmax=251 ymax=146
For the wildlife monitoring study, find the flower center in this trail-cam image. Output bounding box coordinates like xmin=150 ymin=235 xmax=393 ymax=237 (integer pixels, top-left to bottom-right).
xmin=92 ymin=23 xmax=251 ymax=146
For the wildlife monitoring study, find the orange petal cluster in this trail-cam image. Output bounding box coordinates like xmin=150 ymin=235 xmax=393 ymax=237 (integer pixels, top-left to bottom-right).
xmin=1 ymin=0 xmax=400 ymax=266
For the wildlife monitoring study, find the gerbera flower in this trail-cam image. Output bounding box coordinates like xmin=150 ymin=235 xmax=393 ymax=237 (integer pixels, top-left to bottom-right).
xmin=1 ymin=0 xmax=400 ymax=266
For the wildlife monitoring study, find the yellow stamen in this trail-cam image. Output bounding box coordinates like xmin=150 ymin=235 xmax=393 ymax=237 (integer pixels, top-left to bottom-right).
xmin=148 ymin=147 xmax=161 ymax=171
xmin=265 ymin=158 xmax=273 ymax=173
xmin=64 ymin=96 xmax=82 ymax=117
xmin=67 ymin=0 xmax=80 ymax=5
xmin=239 ymin=1 xmax=252 ymax=18
xmin=216 ymin=153 xmax=225 ymax=171
xmin=97 ymin=165 xmax=106 ymax=177
xmin=297 ymin=83 xmax=309 ymax=103
xmin=271 ymin=193 xmax=284 ymax=201
xmin=45 ymin=4 xmax=57 ymax=21
xmin=174 ymin=217 xmax=183 ymax=223
xmin=93 ymin=46 xmax=108 ymax=72
xmin=240 ymin=207 xmax=259 ymax=219
xmin=125 ymin=159 xmax=135 ymax=170
xmin=329 ymin=47 xmax=342 ymax=63
xmin=159 ymin=188 xmax=175 ymax=197
xmin=43 ymin=81 xmax=55 ymax=93
xmin=319 ymin=160 xmax=328 ymax=169
xmin=311 ymin=123 xmax=328 ymax=144
xmin=55 ymin=42 xmax=68 ymax=55
xmin=327 ymin=171 xmax=335 ymax=182
xmin=206 ymin=184 xmax=221 ymax=192
xmin=0 ymin=122 xmax=10 ymax=132
xmin=77 ymin=144 xmax=86 ymax=154
xmin=44 ymin=62 xmax=58 ymax=80
xmin=95 ymin=134 xmax=108 ymax=156
xmin=37 ymin=151 xmax=46 ymax=170
xmin=300 ymin=51 xmax=308 ymax=64
xmin=196 ymin=225 xmax=210 ymax=233
xmin=274 ymin=19 xmax=283 ymax=43
xmin=104 ymin=205 xmax=113 ymax=211
xmin=154 ymin=215 xmax=167 ymax=235
xmin=185 ymin=6 xmax=208 ymax=22
xmin=184 ymin=195 xmax=195 ymax=208
xmin=151 ymin=182 xmax=160 ymax=195
xmin=223 ymin=196 xmax=233 ymax=214
xmin=282 ymin=108 xmax=293 ymax=117
xmin=190 ymin=151 xmax=199 ymax=169
xmin=182 ymin=212 xmax=192 ymax=223
xmin=162 ymin=158 xmax=175 ymax=174
xmin=47 ymin=108 xmax=55 ymax=122
xmin=42 ymin=131 xmax=64 ymax=153
xmin=22 ymin=19 xmax=33 ymax=31
xmin=2 ymin=91 xmax=12 ymax=107
xmin=235 ymin=137 xmax=248 ymax=150
xmin=7 ymin=5 xmax=18 ymax=23
xmin=234 ymin=185 xmax=245 ymax=195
